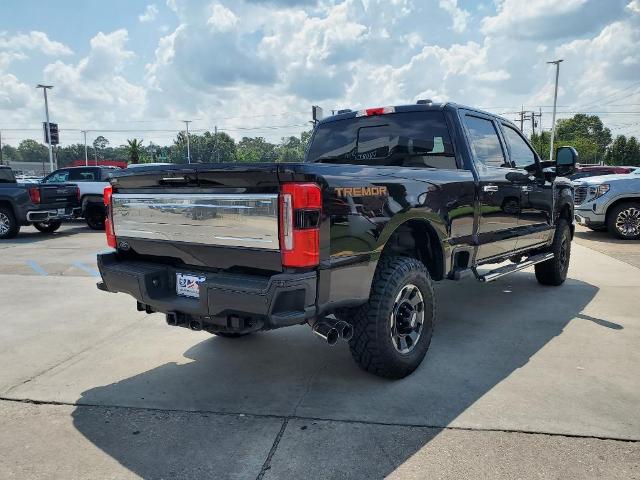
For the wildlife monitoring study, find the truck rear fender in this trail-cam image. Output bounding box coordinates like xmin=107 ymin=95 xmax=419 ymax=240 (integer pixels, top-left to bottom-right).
xmin=377 ymin=218 xmax=446 ymax=281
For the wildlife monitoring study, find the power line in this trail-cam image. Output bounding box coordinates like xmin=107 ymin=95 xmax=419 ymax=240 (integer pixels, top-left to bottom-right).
xmin=575 ymin=80 xmax=640 ymax=110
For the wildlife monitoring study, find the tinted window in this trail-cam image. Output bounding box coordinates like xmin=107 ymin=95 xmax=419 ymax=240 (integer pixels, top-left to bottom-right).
xmin=44 ymin=170 xmax=69 ymax=183
xmin=502 ymin=125 xmax=536 ymax=169
xmin=0 ymin=168 xmax=15 ymax=183
xmin=69 ymin=168 xmax=97 ymax=181
xmin=307 ymin=111 xmax=457 ymax=169
xmin=463 ymin=116 xmax=506 ymax=168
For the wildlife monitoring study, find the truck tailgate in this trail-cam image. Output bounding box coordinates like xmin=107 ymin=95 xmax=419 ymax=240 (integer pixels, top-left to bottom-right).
xmin=110 ymin=164 xmax=283 ymax=270
xmin=112 ymin=193 xmax=279 ymax=249
xmin=39 ymin=183 xmax=78 ymax=205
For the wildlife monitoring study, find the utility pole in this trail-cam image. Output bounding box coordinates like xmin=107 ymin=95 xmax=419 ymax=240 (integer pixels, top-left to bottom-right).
xmin=183 ymin=120 xmax=191 ymax=163
xmin=547 ymin=59 xmax=563 ymax=161
xmin=519 ymin=106 xmax=525 ymax=132
xmin=81 ymin=130 xmax=88 ymax=166
xmin=0 ymin=130 xmax=3 ymax=165
xmin=36 ymin=84 xmax=54 ymax=172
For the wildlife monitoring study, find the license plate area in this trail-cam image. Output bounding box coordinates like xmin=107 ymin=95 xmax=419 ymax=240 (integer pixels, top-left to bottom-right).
xmin=176 ymin=272 xmax=206 ymax=299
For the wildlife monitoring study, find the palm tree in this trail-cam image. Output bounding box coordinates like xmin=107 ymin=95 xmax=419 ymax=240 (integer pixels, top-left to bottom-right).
xmin=126 ymin=139 xmax=144 ymax=164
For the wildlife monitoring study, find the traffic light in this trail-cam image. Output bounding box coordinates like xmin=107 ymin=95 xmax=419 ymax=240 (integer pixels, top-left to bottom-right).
xmin=42 ymin=122 xmax=59 ymax=145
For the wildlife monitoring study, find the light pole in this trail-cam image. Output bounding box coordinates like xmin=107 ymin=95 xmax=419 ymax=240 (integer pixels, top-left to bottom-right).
xmin=547 ymin=59 xmax=563 ymax=161
xmin=183 ymin=120 xmax=192 ymax=163
xmin=81 ymin=130 xmax=88 ymax=166
xmin=36 ymin=84 xmax=54 ymax=172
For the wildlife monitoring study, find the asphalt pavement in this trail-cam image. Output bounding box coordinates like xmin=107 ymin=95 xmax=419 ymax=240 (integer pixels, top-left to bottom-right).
xmin=0 ymin=223 xmax=638 ymax=479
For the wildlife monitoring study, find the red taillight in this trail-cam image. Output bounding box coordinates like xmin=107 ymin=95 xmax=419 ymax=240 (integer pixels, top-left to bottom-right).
xmin=279 ymin=183 xmax=321 ymax=268
xmin=103 ymin=185 xmax=116 ymax=248
xmin=28 ymin=186 xmax=41 ymax=204
xmin=356 ymin=106 xmax=395 ymax=117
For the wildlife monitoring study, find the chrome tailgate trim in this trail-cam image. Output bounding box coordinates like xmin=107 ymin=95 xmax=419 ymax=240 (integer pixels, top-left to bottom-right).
xmin=112 ymin=193 xmax=280 ymax=250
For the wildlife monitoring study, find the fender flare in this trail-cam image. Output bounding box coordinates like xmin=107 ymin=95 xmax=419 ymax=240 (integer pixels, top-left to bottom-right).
xmin=373 ymin=215 xmax=448 ymax=280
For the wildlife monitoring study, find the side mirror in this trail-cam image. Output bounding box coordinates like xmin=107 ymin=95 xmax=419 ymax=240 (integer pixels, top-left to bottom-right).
xmin=555 ymin=146 xmax=578 ymax=177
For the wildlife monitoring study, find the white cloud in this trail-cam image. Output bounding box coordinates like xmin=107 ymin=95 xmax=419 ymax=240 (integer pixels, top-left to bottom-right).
xmin=627 ymin=0 xmax=640 ymax=13
xmin=39 ymin=29 xmax=146 ymax=129
xmin=207 ymin=3 xmax=239 ymax=32
xmin=139 ymin=4 xmax=159 ymax=23
xmin=0 ymin=73 xmax=36 ymax=109
xmin=2 ymin=0 xmax=640 ymax=146
xmin=481 ymin=0 xmax=626 ymax=39
xmin=0 ymin=31 xmax=73 ymax=56
xmin=439 ymin=0 xmax=471 ymax=33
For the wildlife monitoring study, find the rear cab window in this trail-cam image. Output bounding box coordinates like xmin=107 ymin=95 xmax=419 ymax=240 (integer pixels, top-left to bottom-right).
xmin=0 ymin=168 xmax=16 ymax=183
xmin=307 ymin=111 xmax=458 ymax=169
xmin=43 ymin=170 xmax=69 ymax=183
xmin=69 ymin=168 xmax=98 ymax=181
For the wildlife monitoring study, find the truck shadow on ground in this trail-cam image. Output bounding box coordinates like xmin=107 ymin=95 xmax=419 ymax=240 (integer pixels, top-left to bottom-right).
xmin=72 ymin=273 xmax=599 ymax=479
xmin=4 ymin=225 xmax=96 ymax=244
xmin=574 ymin=229 xmax=640 ymax=245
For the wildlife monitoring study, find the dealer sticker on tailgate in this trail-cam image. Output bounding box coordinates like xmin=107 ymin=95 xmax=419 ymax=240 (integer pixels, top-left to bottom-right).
xmin=176 ymin=273 xmax=206 ymax=299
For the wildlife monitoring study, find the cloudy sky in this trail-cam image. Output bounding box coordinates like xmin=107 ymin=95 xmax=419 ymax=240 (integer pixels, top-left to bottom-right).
xmin=1 ymin=0 xmax=639 ymax=148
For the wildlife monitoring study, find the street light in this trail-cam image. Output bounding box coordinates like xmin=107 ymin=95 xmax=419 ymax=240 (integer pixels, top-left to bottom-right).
xmin=81 ymin=130 xmax=89 ymax=166
xmin=36 ymin=84 xmax=54 ymax=172
xmin=547 ymin=59 xmax=563 ymax=161
xmin=183 ymin=120 xmax=191 ymax=164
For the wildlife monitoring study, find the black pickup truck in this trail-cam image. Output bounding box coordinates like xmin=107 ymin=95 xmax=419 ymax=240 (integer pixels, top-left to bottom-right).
xmin=97 ymin=102 xmax=577 ymax=378
xmin=0 ymin=166 xmax=80 ymax=239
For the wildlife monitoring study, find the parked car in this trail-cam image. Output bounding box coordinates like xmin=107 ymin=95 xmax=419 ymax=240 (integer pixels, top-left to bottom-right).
xmin=0 ymin=166 xmax=80 ymax=239
xmin=41 ymin=166 xmax=118 ymax=230
xmin=96 ymin=101 xmax=577 ymax=378
xmin=569 ymin=165 xmax=636 ymax=181
xmin=574 ymin=169 xmax=640 ymax=239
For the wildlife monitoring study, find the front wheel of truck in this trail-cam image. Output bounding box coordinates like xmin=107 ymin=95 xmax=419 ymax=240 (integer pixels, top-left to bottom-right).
xmin=535 ymin=219 xmax=571 ymax=286
xmin=347 ymin=256 xmax=435 ymax=379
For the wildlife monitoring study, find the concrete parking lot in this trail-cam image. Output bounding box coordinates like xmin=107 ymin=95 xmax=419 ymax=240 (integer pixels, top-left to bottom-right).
xmin=0 ymin=223 xmax=639 ymax=479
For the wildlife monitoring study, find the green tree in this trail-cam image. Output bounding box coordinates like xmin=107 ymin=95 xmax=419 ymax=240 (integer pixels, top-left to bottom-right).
xmin=1 ymin=144 xmax=21 ymax=164
xmin=169 ymin=131 xmax=236 ymax=163
xmin=56 ymin=144 xmax=90 ymax=167
xmin=555 ymin=114 xmax=611 ymax=163
xmin=275 ymin=131 xmax=312 ymax=163
xmin=236 ymin=137 xmax=276 ymax=163
xmin=605 ymin=135 xmax=628 ymax=165
xmin=530 ymin=131 xmax=550 ymax=160
xmin=17 ymin=139 xmax=48 ymax=162
xmin=92 ymin=135 xmax=109 ymax=159
xmin=624 ymin=136 xmax=640 ymax=166
xmin=126 ymin=139 xmax=144 ymax=164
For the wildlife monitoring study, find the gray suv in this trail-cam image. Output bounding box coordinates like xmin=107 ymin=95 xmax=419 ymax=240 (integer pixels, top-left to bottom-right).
xmin=574 ymin=169 xmax=640 ymax=239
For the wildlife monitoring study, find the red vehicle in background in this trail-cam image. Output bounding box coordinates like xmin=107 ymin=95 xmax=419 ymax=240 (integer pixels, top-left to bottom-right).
xmin=69 ymin=159 xmax=128 ymax=169
xmin=570 ymin=165 xmax=637 ymax=180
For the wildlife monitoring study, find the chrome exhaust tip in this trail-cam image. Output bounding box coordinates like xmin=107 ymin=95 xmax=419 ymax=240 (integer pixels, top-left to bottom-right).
xmin=310 ymin=321 xmax=339 ymax=346
xmin=335 ymin=320 xmax=353 ymax=341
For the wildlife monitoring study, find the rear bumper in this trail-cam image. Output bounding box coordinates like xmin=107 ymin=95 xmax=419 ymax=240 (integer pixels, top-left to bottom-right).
xmin=97 ymin=253 xmax=317 ymax=332
xmin=26 ymin=207 xmax=81 ymax=222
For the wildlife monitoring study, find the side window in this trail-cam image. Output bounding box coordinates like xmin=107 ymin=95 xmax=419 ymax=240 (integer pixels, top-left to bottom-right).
xmin=69 ymin=168 xmax=96 ymax=181
xmin=44 ymin=170 xmax=69 ymax=183
xmin=502 ymin=125 xmax=536 ymax=169
xmin=463 ymin=116 xmax=507 ymax=168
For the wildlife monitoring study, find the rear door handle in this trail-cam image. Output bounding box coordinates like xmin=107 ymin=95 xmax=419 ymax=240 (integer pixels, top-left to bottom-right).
xmin=483 ymin=185 xmax=499 ymax=192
